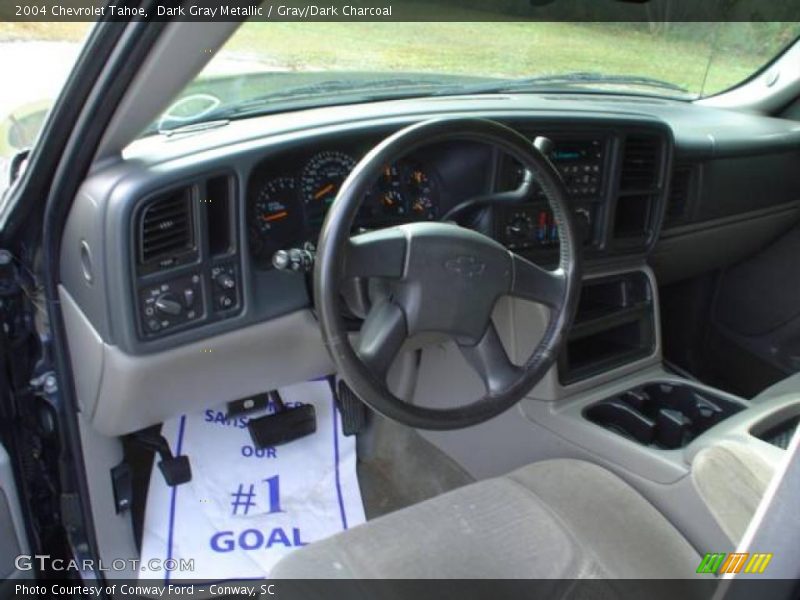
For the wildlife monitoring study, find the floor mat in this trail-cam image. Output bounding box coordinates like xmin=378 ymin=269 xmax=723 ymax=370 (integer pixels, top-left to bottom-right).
xmin=139 ymin=378 xmax=365 ymax=582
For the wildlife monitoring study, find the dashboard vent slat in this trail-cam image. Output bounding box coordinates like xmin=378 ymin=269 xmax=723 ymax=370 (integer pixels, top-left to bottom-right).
xmin=138 ymin=188 xmax=195 ymax=267
xmin=620 ymin=135 xmax=660 ymax=191
xmin=143 ymin=217 xmax=189 ymax=237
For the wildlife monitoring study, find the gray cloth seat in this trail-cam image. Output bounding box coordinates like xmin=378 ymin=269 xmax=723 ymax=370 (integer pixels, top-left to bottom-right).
xmin=751 ymin=372 xmax=800 ymax=404
xmin=692 ymin=440 xmax=776 ymax=543
xmin=270 ymin=459 xmax=700 ymax=579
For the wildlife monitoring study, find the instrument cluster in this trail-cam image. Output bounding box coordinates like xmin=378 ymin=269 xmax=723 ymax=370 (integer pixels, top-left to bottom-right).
xmin=248 ymin=149 xmax=441 ymax=266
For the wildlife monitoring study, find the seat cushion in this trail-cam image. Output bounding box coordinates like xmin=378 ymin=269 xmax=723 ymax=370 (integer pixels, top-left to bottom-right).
xmin=751 ymin=372 xmax=800 ymax=404
xmin=270 ymin=459 xmax=700 ymax=579
xmin=692 ymin=441 xmax=776 ymax=543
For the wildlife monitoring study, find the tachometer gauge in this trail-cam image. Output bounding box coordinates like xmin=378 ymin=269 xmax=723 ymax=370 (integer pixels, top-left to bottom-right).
xmin=301 ymin=151 xmax=357 ymax=226
xmin=249 ymin=177 xmax=303 ymax=265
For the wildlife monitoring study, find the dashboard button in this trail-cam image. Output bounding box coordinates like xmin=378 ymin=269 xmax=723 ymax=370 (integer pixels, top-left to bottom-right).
xmin=183 ymin=288 xmax=195 ymax=308
xmin=218 ymin=294 xmax=234 ymax=310
xmin=215 ymin=273 xmax=236 ymax=290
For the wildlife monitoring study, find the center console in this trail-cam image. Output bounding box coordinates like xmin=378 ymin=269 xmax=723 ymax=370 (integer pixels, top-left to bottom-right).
xmin=494 ymin=135 xmax=608 ymax=254
xmin=518 ymin=265 xmax=794 ymax=486
xmin=559 ymin=271 xmax=656 ymax=385
xmin=584 ymin=381 xmax=745 ymax=449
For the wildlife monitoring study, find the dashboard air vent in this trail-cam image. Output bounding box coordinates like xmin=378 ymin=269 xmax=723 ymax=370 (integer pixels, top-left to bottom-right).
xmin=138 ymin=187 xmax=195 ymax=270
xmin=665 ymin=165 xmax=693 ymax=226
xmin=620 ymin=135 xmax=660 ymax=191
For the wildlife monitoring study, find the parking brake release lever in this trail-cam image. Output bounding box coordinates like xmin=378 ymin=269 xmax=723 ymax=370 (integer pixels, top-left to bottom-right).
xmin=131 ymin=429 xmax=192 ymax=487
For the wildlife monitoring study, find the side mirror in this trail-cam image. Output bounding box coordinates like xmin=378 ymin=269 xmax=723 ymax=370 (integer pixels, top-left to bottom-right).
xmin=9 ymin=149 xmax=30 ymax=184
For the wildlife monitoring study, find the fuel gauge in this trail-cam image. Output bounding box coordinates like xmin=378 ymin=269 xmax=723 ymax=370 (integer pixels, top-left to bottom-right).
xmin=404 ymin=163 xmax=437 ymax=220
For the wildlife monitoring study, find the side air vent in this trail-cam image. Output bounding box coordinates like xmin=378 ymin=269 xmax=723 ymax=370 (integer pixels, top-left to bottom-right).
xmin=137 ymin=187 xmax=195 ymax=273
xmin=620 ymin=135 xmax=660 ymax=191
xmin=665 ymin=165 xmax=693 ymax=226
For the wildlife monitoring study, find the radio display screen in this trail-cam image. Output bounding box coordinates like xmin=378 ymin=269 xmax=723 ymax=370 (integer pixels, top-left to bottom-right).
xmin=551 ymin=140 xmax=602 ymax=162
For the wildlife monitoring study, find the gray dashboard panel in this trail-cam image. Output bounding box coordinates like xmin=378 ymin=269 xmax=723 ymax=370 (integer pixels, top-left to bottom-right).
xmin=58 ymin=94 xmax=800 ymax=436
xmin=62 ymin=107 xmax=675 ymax=356
xmin=60 ymin=285 xmax=334 ymax=436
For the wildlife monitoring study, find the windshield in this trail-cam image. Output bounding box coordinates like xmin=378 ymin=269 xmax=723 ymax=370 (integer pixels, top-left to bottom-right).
xmin=0 ymin=23 xmax=93 ymax=190
xmin=151 ymin=20 xmax=800 ymax=134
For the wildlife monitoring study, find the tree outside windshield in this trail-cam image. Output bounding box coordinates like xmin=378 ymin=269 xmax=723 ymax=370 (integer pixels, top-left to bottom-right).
xmin=159 ymin=19 xmax=799 ymax=129
xmin=0 ymin=18 xmax=798 ymax=164
xmin=217 ymin=20 xmax=798 ymax=95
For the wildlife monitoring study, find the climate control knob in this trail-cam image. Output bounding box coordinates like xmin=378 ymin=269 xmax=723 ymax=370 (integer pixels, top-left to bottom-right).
xmin=154 ymin=293 xmax=182 ymax=316
xmin=215 ymin=273 xmax=236 ymax=290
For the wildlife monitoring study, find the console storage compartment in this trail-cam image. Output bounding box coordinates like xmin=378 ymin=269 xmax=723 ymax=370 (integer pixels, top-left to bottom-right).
xmin=584 ymin=382 xmax=746 ymax=449
xmin=750 ymin=405 xmax=800 ymax=450
xmin=559 ymin=271 xmax=655 ymax=384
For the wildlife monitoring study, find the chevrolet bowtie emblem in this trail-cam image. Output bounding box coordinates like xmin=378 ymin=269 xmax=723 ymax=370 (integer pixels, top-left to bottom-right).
xmin=444 ymin=255 xmax=486 ymax=278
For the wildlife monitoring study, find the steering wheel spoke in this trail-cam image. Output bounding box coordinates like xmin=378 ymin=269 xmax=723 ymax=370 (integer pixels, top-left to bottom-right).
xmin=509 ymin=253 xmax=566 ymax=308
xmin=344 ymin=228 xmax=407 ymax=280
xmin=356 ymin=299 xmax=408 ymax=379
xmin=458 ymin=322 xmax=520 ymax=396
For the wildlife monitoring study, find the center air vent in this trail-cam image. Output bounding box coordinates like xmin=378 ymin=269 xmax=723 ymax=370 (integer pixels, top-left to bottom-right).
xmin=137 ymin=187 xmax=195 ymax=273
xmin=620 ymin=134 xmax=660 ymax=191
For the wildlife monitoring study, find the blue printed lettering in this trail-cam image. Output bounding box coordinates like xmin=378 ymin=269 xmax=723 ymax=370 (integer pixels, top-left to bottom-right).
xmin=293 ymin=528 xmax=308 ymax=547
xmin=239 ymin=529 xmax=264 ymax=550
xmin=240 ymin=445 xmax=277 ymax=459
xmin=204 ymin=410 xmax=249 ymax=429
xmin=209 ymin=528 xmax=307 ymax=553
xmin=266 ymin=528 xmax=290 ymax=548
xmin=205 ymin=405 xmax=306 ymax=427
xmin=210 ymin=530 xmax=235 ymax=552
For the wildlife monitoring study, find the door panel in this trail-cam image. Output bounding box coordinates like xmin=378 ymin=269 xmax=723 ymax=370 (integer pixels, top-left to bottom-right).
xmin=0 ymin=442 xmax=28 ymax=584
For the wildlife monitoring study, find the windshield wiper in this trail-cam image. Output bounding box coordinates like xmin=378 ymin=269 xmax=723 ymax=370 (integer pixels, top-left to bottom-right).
xmin=441 ymin=71 xmax=691 ymax=96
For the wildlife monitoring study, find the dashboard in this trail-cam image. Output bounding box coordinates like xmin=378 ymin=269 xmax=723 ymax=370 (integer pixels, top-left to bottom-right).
xmin=56 ymin=94 xmax=800 ymax=436
xmin=249 ymin=150 xmax=441 ymax=264
xmin=59 ymin=96 xmax=800 ymax=359
xmin=246 ymin=130 xmax=619 ymax=271
xmin=126 ymin=121 xmax=669 ymax=345
xmin=246 ymin=140 xmax=473 ymax=267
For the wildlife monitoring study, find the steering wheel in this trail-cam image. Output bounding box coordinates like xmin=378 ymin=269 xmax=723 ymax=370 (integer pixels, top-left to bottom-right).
xmin=314 ymin=118 xmax=582 ymax=430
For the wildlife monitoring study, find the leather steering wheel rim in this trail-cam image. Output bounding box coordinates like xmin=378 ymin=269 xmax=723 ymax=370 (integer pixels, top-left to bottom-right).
xmin=314 ymin=118 xmax=582 ymax=430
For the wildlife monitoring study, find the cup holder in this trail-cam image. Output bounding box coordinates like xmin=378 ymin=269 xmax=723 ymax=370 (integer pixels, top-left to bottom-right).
xmin=584 ymin=382 xmax=746 ymax=449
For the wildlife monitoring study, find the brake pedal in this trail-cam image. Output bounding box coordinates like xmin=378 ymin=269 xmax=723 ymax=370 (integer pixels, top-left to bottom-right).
xmin=248 ymin=390 xmax=317 ymax=448
xmin=336 ymin=380 xmax=367 ymax=436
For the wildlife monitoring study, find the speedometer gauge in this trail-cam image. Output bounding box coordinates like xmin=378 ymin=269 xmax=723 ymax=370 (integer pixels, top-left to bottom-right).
xmin=301 ymin=151 xmax=357 ymax=226
xmin=249 ymin=177 xmax=303 ymax=265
